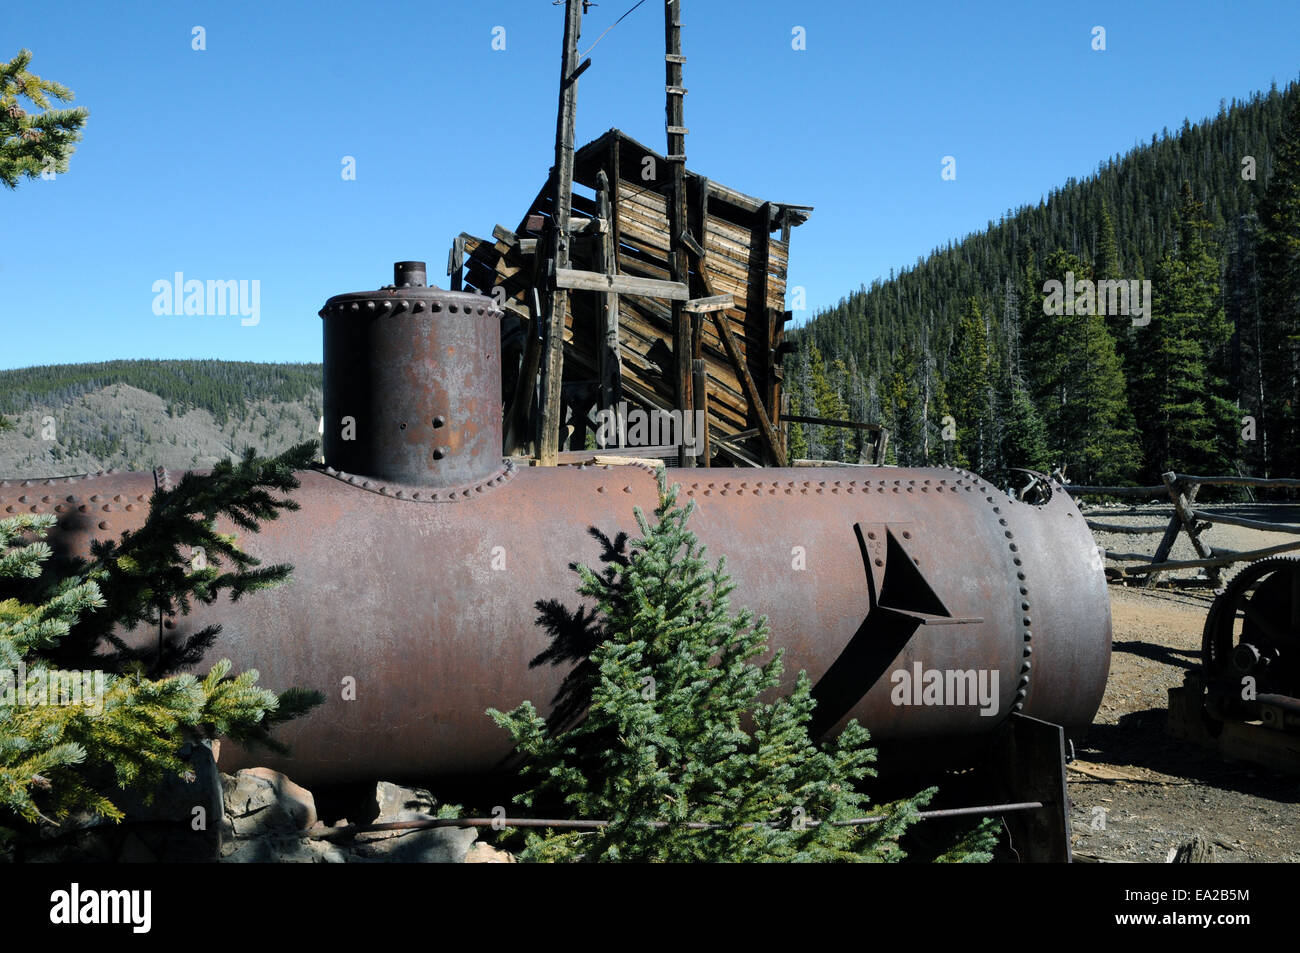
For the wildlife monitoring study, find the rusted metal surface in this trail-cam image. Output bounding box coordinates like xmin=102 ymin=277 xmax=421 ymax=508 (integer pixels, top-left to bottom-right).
xmin=11 ymin=264 xmax=1111 ymax=788
xmin=15 ymin=461 xmax=1111 ymax=786
xmin=1202 ymin=556 xmax=1300 ymax=730
xmin=320 ymin=262 xmax=503 ymax=488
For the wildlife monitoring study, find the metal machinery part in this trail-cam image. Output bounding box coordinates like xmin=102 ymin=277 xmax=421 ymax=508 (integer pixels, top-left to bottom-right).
xmin=1202 ymin=557 xmax=1300 ymax=732
xmin=11 ymin=264 xmax=1112 ymax=789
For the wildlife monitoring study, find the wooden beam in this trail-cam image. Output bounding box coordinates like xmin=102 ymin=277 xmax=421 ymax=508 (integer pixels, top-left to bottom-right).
xmin=555 ymin=268 xmax=688 ymax=299
xmin=538 ymin=0 xmax=585 ymax=467
xmin=1124 ymin=539 xmax=1300 ymax=576
xmin=595 ymin=168 xmax=622 ymax=419
xmin=709 ymin=288 xmax=786 ymax=467
xmin=782 ymin=413 xmax=883 ymax=433
xmin=1190 ymin=508 xmax=1300 ymax=535
xmin=448 ymin=235 xmax=464 ymax=291
xmin=683 ymin=294 xmax=734 ymax=313
xmin=665 ymin=0 xmax=692 ymax=467
xmin=693 ymin=358 xmax=710 ymax=467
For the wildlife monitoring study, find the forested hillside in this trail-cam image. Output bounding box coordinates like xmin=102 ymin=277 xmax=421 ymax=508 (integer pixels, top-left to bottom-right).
xmin=788 ymin=79 xmax=1300 ymax=489
xmin=0 ymin=360 xmax=321 ymax=477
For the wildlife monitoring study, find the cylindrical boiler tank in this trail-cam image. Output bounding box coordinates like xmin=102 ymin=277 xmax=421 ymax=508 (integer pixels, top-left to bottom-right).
xmin=12 ymin=265 xmax=1111 ymax=787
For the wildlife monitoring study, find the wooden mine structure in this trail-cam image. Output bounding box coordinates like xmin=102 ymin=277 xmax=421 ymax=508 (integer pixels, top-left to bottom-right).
xmin=454 ymin=128 xmax=810 ymax=468
xmin=445 ymin=0 xmax=826 ymax=469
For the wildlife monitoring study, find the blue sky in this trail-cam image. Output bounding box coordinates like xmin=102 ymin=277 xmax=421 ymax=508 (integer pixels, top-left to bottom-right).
xmin=2 ymin=0 xmax=1298 ymax=370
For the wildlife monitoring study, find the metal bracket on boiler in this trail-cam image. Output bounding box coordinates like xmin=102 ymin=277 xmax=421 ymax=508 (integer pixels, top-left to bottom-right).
xmin=989 ymin=712 xmax=1073 ymax=863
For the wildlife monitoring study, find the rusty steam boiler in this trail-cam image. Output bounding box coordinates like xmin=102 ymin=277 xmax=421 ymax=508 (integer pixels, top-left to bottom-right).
xmin=22 ymin=262 xmax=1111 ymax=840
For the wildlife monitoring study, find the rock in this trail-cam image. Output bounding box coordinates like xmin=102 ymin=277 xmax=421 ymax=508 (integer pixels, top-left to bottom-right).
xmin=464 ymin=842 xmax=516 ymax=864
xmin=373 ymin=781 xmax=437 ymax=823
xmin=352 ymin=826 xmax=477 ymax=863
xmin=222 ymin=835 xmax=344 ymax=864
xmin=1169 ymin=834 xmax=1216 ymax=863
xmin=221 ymin=767 xmax=317 ymax=835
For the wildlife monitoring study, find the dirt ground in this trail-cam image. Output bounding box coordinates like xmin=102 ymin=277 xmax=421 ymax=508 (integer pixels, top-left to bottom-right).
xmin=1067 ymin=584 xmax=1300 ymax=863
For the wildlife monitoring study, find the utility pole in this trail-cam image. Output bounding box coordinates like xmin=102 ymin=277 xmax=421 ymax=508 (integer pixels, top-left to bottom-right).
xmin=665 ymin=0 xmax=693 ymax=466
xmin=538 ymin=0 xmax=586 ymax=466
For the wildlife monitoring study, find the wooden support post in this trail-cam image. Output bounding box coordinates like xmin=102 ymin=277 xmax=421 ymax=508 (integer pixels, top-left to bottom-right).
xmin=1147 ymin=472 xmax=1220 ymax=588
xmin=448 ymin=235 xmax=465 ymax=291
xmin=710 ymin=296 xmax=786 ymax=467
xmin=665 ymin=0 xmax=693 ymax=466
xmin=693 ymin=358 xmax=710 ymax=467
xmin=538 ymin=0 xmax=585 ymax=467
xmin=750 ymin=202 xmax=778 ymax=465
xmin=595 ymin=169 xmax=622 ymax=422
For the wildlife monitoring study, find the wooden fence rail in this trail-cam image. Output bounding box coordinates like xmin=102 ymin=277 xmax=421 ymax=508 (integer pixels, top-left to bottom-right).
xmin=1063 ymin=471 xmax=1300 ymax=586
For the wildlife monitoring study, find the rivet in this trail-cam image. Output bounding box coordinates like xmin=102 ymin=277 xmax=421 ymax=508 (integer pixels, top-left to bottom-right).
xmin=902 ymin=531 xmax=911 ymax=539
xmin=433 ymin=416 xmax=446 ymax=428
xmin=78 ymin=504 xmax=88 ymax=512
xmin=1004 ymin=531 xmax=1013 ymax=538
xmin=102 ymin=504 xmax=112 ymax=512
xmin=433 ymin=448 xmax=446 ymax=460
xmin=875 ymin=559 xmax=883 ymax=567
xmin=1023 ymin=631 xmax=1032 ymax=641
xmin=1022 ymin=617 xmax=1032 ymax=626
xmin=1024 ymin=644 xmax=1032 ymax=655
xmin=98 ymin=521 xmax=108 ymax=530
xmin=999 ymin=518 xmax=1008 ymax=526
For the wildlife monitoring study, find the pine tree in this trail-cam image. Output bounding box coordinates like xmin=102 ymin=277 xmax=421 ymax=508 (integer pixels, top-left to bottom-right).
xmin=997 ymin=376 xmax=1051 ymax=472
xmin=0 ymin=443 xmax=323 ymax=852
xmin=946 ymin=297 xmax=995 ymax=471
xmin=1258 ymin=93 xmax=1300 ymax=476
xmin=1136 ymin=184 xmax=1240 ymax=476
xmin=0 ymin=49 xmax=88 ymax=188
xmin=1023 ymin=250 xmax=1140 ymax=483
xmin=489 ymin=474 xmax=996 ymax=863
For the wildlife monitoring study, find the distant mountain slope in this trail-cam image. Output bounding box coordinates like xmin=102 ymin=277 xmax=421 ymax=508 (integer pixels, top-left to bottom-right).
xmin=0 ymin=360 xmax=322 ymax=478
xmin=787 ymin=78 xmax=1300 ymax=486
xmin=797 ymin=81 xmax=1299 ymax=382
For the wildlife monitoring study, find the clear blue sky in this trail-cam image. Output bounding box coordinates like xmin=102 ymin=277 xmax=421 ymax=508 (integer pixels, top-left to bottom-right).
xmin=2 ymin=0 xmax=1298 ymax=370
